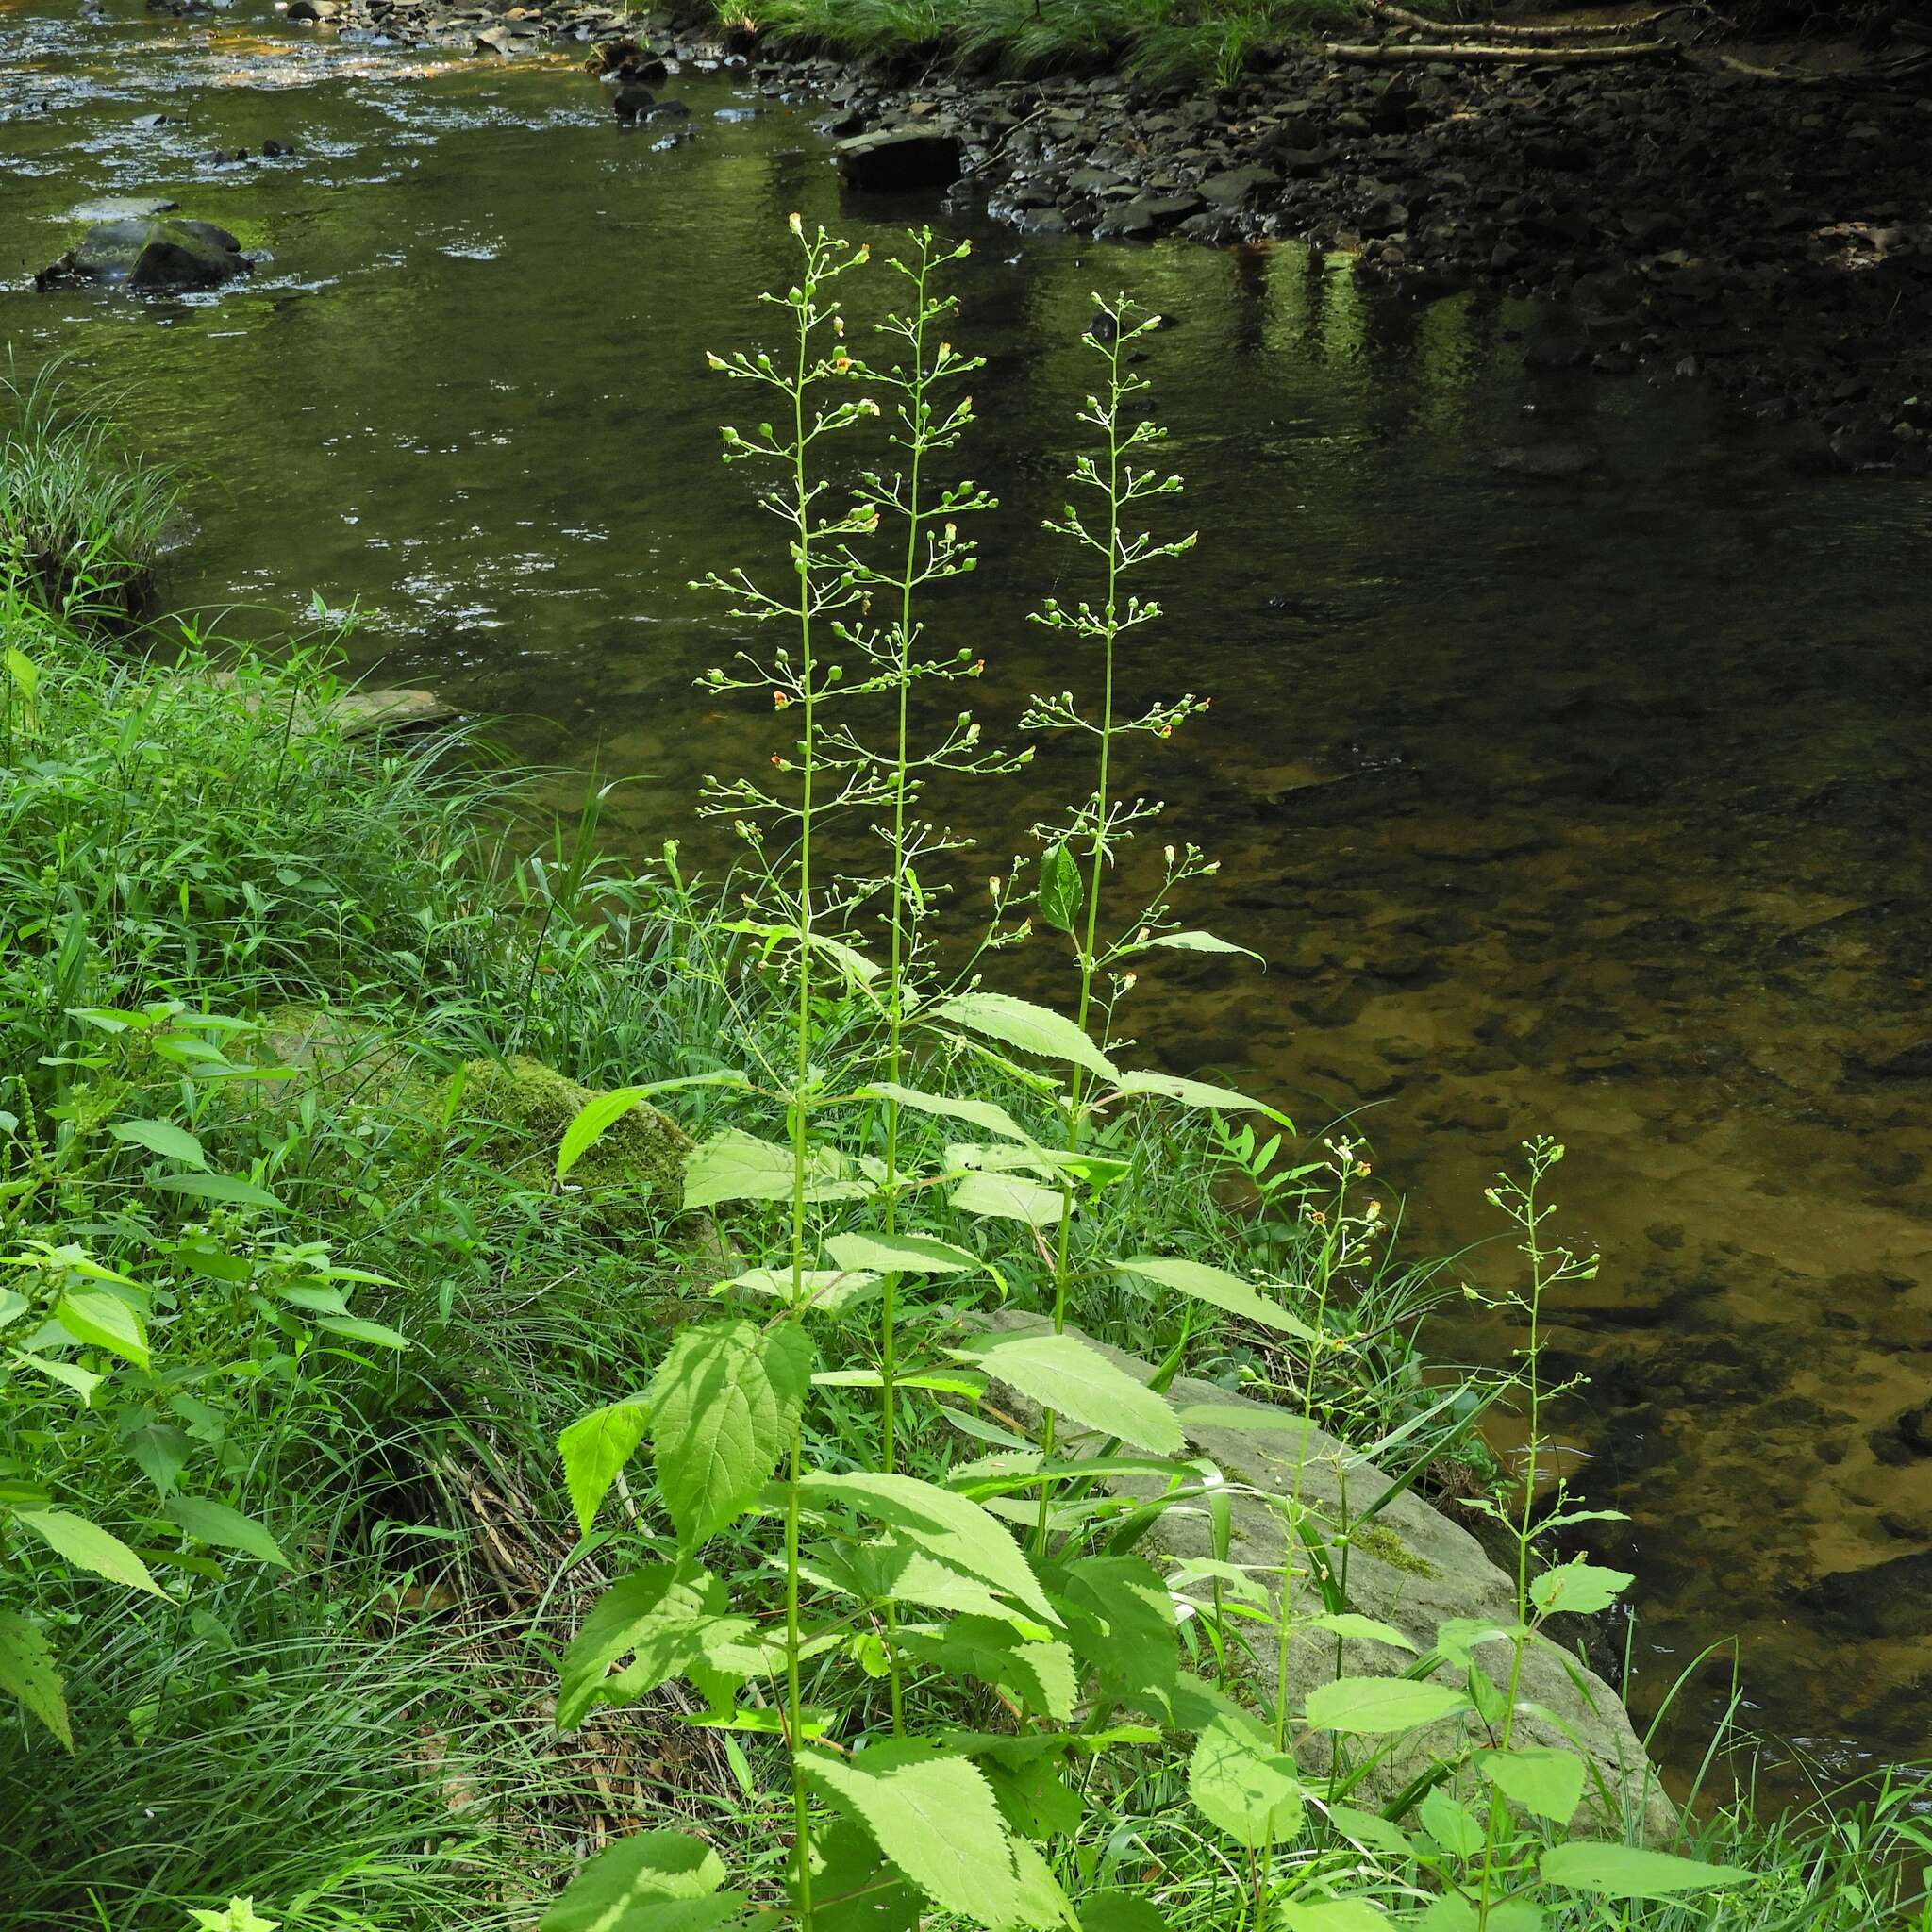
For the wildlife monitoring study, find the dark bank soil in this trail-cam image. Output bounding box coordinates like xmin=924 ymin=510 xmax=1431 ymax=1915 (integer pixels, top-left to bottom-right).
xmin=310 ymin=0 xmax=1932 ymax=475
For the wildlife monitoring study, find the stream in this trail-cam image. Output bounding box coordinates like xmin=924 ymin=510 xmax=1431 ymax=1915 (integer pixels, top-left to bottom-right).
xmin=6 ymin=0 xmax=1931 ymax=1789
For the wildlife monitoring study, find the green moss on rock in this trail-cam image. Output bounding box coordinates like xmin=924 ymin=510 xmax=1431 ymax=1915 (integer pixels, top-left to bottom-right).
xmin=1352 ymin=1521 xmax=1437 ymax=1578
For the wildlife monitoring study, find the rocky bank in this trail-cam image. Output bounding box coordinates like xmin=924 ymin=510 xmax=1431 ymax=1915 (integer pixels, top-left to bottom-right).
xmin=292 ymin=0 xmax=1932 ymax=474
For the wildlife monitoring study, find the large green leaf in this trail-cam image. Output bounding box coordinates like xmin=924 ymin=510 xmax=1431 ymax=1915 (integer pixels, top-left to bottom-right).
xmin=1540 ymin=1842 xmax=1751 ymax=1901
xmin=808 ymin=1819 xmax=923 ymax=1932
xmin=1277 ymin=1903 xmax=1390 ymax=1932
xmin=651 ymin=1320 xmax=812 ymax=1546
xmin=1108 ymin=1072 xmax=1286 ymax=1126
xmin=824 ymin=1230 xmax=982 ymax=1277
xmin=1144 ymin=930 xmax=1259 ymax=959
xmin=930 ymin=992 xmax=1118 ymax=1082
xmin=950 ymin=1330 xmax=1182 ymax=1455
xmin=15 ymin=1507 xmax=166 ymax=1597
xmin=951 ymin=1171 xmax=1066 ymax=1230
xmin=1054 ymin=1557 xmax=1177 ymax=1710
xmin=0 ymin=1609 xmax=71 ymax=1751
xmin=557 ymin=1562 xmax=714 ymax=1731
xmin=681 ymin=1130 xmax=796 ymax=1210
xmin=1187 ymin=1714 xmax=1304 ymax=1849
xmin=863 ymin=1082 xmax=1036 ymax=1147
xmin=108 ymin=1118 xmax=208 ymax=1169
xmin=803 ymin=1542 xmax=1054 ymax=1638
xmin=1302 ymin=1676 xmax=1469 ymax=1735
xmin=1113 ymin=1256 xmax=1315 ymax=1342
xmin=151 ymin=1172 xmax=283 ymax=1210
xmin=798 ymin=1471 xmax=1058 ymax=1625
xmin=801 ymin=1740 xmax=1023 ymax=1925
xmin=1527 ymin=1562 xmax=1633 ymax=1619
xmin=541 ymin=1825 xmax=740 ymax=1932
xmin=558 ymin=1087 xmax=657 ymax=1182
xmin=164 ymin=1496 xmax=290 ymax=1568
xmin=1076 ymin=1891 xmax=1172 ymax=1932
xmin=1479 ymin=1745 xmax=1586 ymax=1823
xmin=1036 ymin=843 xmax=1084 ymax=935
xmin=51 ymin=1290 xmax=148 ymax=1370
xmin=559 ymin=1395 xmax=653 ymax=1538
xmin=895 ymin=1617 xmax=1078 ymax=1721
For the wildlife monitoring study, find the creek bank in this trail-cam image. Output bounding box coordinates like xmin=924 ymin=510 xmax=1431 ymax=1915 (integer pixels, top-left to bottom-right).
xmin=295 ymin=0 xmax=1932 ymax=473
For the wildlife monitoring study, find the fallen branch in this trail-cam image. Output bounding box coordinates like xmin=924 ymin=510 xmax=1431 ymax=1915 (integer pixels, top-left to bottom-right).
xmin=1327 ymin=35 xmax=1675 ymax=59
xmin=1359 ymin=0 xmax=1680 ymax=36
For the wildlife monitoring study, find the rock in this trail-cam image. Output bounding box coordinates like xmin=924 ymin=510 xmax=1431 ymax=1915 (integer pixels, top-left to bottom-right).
xmin=1198 ymin=164 xmax=1280 ymax=208
xmin=328 ymin=687 xmax=457 ymax=741
xmin=37 ymin=219 xmax=250 ymax=292
xmin=970 ymin=1312 xmax=1676 ymax=1843
xmin=836 ymin=127 xmax=962 ymax=192
xmin=260 ymin=137 xmax=295 ymax=158
xmin=1799 ymin=1551 xmax=1932 ymax=1640
xmin=614 ymin=80 xmax=656 ymax=120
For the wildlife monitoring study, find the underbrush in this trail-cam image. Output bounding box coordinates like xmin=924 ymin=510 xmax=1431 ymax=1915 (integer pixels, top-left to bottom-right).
xmin=719 ymin=0 xmax=1373 ymax=86
xmin=1 ymin=267 xmax=1925 ymax=1932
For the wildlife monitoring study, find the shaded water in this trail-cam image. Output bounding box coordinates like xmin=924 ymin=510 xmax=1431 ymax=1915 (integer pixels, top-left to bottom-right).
xmin=7 ymin=0 xmax=1932 ymax=1784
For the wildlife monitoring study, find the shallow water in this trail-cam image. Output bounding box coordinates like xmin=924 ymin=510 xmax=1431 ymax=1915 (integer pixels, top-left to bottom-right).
xmin=7 ymin=0 xmax=1931 ymax=1784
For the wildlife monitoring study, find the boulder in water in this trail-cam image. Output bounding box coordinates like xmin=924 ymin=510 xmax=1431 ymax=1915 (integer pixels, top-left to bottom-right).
xmin=37 ymin=217 xmax=250 ymax=292
xmin=836 ymin=127 xmax=962 ymax=192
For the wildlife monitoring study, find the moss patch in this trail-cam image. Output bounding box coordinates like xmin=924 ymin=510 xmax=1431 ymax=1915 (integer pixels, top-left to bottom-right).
xmin=1352 ymin=1521 xmax=1437 ymax=1578
xmin=453 ymin=1054 xmax=691 ymax=1210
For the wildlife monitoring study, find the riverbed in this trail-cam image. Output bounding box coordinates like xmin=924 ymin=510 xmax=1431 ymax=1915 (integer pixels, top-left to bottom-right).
xmin=6 ymin=0 xmax=1930 ymax=1784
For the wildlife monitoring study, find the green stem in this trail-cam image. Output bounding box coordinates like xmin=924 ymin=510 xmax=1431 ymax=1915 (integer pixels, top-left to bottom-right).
xmin=1036 ymin=321 xmax=1125 ymax=1557
xmin=785 ymin=266 xmax=818 ymax=1932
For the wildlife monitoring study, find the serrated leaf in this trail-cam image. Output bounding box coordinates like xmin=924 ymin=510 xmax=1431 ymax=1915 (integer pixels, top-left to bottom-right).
xmin=541 ymin=1829 xmax=730 ymax=1932
xmin=1144 ymin=930 xmax=1260 ymax=960
xmin=1188 ymin=1715 xmax=1304 ymax=1849
xmin=123 ymin=1420 xmax=191 ymax=1497
xmin=11 ymin=1351 xmax=102 ymax=1403
xmin=557 ymin=1562 xmax=714 ymax=1731
xmin=151 ymin=1172 xmax=283 ymax=1210
xmin=1109 ymin=1071 xmax=1288 ymax=1125
xmin=1302 ymin=1676 xmax=1469 ymax=1735
xmin=1113 ymin=1256 xmax=1315 ymax=1342
xmin=164 ymin=1496 xmax=291 ymax=1568
xmin=559 ymin=1395 xmax=652 ymax=1538
xmin=896 ymin=1617 xmax=1078 ymax=1721
xmin=681 ymin=1130 xmax=795 ymax=1210
xmin=1479 ymin=1746 xmax=1586 ymax=1823
xmin=16 ymin=1507 xmax=167 ymax=1597
xmin=931 ymin=992 xmax=1118 ymax=1082
xmin=824 ymin=1231 xmax=982 ymax=1277
xmin=1528 ymin=1562 xmax=1632 ymax=1618
xmin=951 ymin=1171 xmax=1066 ymax=1230
xmin=558 ymin=1087 xmax=656 ymax=1182
xmin=0 ymin=1610 xmax=71 ymax=1750
xmin=1037 ymin=843 xmax=1084 ymax=935
xmin=801 ymin=1740 xmax=1023 ymax=1925
xmin=51 ymin=1290 xmax=148 ymax=1370
xmin=952 ymin=1330 xmax=1182 ymax=1454
xmin=799 ymin=1471 xmax=1058 ymax=1626
xmin=863 ymin=1082 xmax=1036 ymax=1147
xmin=725 ymin=1268 xmax=880 ymax=1315
xmin=109 ymin=1118 xmax=208 ymax=1169
xmin=1304 ymin=1612 xmax=1419 ymax=1654
xmin=1419 ymin=1787 xmax=1486 ymax=1858
xmin=808 ymin=1819 xmax=923 ymax=1932
xmin=652 ymin=1321 xmax=812 ymax=1546
xmin=1055 ymin=1556 xmax=1177 ymax=1710
xmin=1540 ymin=1843 xmax=1751 ymax=1901
xmin=1278 ymin=1903 xmax=1390 ymax=1932
xmin=1325 ymin=1806 xmax=1414 ymax=1858
xmin=1076 ymin=1891 xmax=1171 ymax=1932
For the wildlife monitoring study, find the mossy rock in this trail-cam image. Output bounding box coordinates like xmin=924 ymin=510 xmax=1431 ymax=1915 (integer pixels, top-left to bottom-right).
xmin=452 ymin=1055 xmax=690 ymax=1211
xmin=248 ymin=1008 xmax=690 ymax=1215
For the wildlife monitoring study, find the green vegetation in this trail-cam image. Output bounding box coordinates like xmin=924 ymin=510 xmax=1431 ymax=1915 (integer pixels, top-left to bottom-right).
xmin=2 ymin=255 xmax=1927 ymax=1932
xmin=718 ymin=0 xmax=1364 ymax=87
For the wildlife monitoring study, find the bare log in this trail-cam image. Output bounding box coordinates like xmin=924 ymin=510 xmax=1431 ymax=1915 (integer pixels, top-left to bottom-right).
xmin=1326 ymin=35 xmax=1676 ymax=58
xmin=1360 ymin=0 xmax=1680 ymax=35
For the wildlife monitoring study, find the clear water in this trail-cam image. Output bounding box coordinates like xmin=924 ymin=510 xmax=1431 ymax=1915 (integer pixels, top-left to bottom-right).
xmin=8 ymin=0 xmax=1932 ymax=1783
